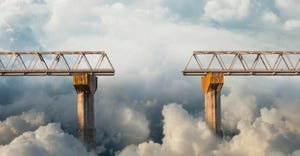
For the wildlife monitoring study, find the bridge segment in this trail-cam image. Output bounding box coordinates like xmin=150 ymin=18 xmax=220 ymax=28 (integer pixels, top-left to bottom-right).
xmin=0 ymin=51 xmax=115 ymax=151
xmin=183 ymin=51 xmax=300 ymax=136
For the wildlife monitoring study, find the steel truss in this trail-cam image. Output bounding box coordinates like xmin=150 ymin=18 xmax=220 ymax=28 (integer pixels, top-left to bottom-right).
xmin=0 ymin=51 xmax=115 ymax=76
xmin=183 ymin=51 xmax=300 ymax=76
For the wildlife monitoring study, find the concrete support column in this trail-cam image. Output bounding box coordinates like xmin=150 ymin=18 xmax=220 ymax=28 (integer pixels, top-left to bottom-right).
xmin=73 ymin=73 xmax=97 ymax=151
xmin=201 ymin=72 xmax=224 ymax=136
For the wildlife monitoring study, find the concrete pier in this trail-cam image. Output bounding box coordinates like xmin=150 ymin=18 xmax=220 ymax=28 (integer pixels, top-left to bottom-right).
xmin=73 ymin=73 xmax=97 ymax=151
xmin=201 ymin=72 xmax=224 ymax=136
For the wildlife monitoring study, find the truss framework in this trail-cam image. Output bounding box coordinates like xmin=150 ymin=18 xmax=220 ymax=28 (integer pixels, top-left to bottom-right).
xmin=0 ymin=51 xmax=115 ymax=76
xmin=183 ymin=51 xmax=300 ymax=76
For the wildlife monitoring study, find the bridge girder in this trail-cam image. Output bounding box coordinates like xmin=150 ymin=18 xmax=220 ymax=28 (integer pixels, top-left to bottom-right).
xmin=0 ymin=51 xmax=115 ymax=76
xmin=183 ymin=51 xmax=300 ymax=76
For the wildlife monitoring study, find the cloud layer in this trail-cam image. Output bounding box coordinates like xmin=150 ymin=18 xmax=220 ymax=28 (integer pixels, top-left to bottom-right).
xmin=118 ymin=102 xmax=300 ymax=156
xmin=0 ymin=0 xmax=300 ymax=156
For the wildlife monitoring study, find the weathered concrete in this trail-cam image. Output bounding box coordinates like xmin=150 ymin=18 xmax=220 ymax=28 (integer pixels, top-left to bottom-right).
xmin=73 ymin=73 xmax=97 ymax=151
xmin=202 ymin=73 xmax=224 ymax=136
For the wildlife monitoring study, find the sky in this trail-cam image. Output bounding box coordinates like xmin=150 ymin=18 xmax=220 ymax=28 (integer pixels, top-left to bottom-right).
xmin=0 ymin=0 xmax=300 ymax=156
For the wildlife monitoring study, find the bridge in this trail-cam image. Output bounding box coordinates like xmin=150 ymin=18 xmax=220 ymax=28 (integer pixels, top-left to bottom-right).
xmin=183 ymin=51 xmax=300 ymax=136
xmin=0 ymin=51 xmax=114 ymax=76
xmin=0 ymin=51 xmax=115 ymax=151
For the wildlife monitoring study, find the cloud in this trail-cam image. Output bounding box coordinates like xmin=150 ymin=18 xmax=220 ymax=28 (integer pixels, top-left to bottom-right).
xmin=275 ymin=0 xmax=300 ymax=18
xmin=0 ymin=123 xmax=96 ymax=156
xmin=95 ymin=104 xmax=150 ymax=150
xmin=115 ymin=108 xmax=150 ymax=144
xmin=216 ymin=107 xmax=300 ymax=156
xmin=159 ymin=0 xmax=205 ymax=22
xmin=118 ymin=101 xmax=300 ymax=156
xmin=0 ymin=110 xmax=46 ymax=145
xmin=275 ymin=0 xmax=300 ymax=31
xmin=0 ymin=77 xmax=151 ymax=153
xmin=262 ymin=12 xmax=278 ymax=24
xmin=203 ymin=0 xmax=250 ymax=22
xmin=284 ymin=20 xmax=300 ymax=30
xmin=222 ymin=81 xmax=258 ymax=130
xmin=0 ymin=77 xmax=78 ymax=134
xmin=118 ymin=104 xmax=218 ymax=156
xmin=0 ymin=0 xmax=49 ymax=50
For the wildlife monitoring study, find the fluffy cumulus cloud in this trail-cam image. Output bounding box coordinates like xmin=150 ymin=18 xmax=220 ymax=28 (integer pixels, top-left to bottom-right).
xmin=203 ymin=0 xmax=250 ymax=22
xmin=274 ymin=0 xmax=300 ymax=30
xmin=284 ymin=20 xmax=300 ymax=30
xmin=118 ymin=101 xmax=300 ymax=156
xmin=115 ymin=108 xmax=149 ymax=144
xmin=0 ymin=110 xmax=46 ymax=145
xmin=0 ymin=0 xmax=48 ymax=50
xmin=118 ymin=104 xmax=218 ymax=156
xmin=95 ymin=104 xmax=150 ymax=150
xmin=275 ymin=0 xmax=300 ymax=18
xmin=216 ymin=107 xmax=300 ymax=156
xmin=0 ymin=123 xmax=96 ymax=156
xmin=200 ymin=0 xmax=300 ymax=32
xmin=262 ymin=12 xmax=278 ymax=24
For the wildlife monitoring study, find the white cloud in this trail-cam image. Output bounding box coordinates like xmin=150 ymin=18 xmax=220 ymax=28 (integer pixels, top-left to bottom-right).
xmin=0 ymin=123 xmax=96 ymax=156
xmin=222 ymin=83 xmax=257 ymax=130
xmin=0 ymin=110 xmax=46 ymax=145
xmin=284 ymin=19 xmax=300 ymax=30
xmin=115 ymin=108 xmax=150 ymax=144
xmin=203 ymin=0 xmax=250 ymax=22
xmin=262 ymin=12 xmax=278 ymax=24
xmin=217 ymin=106 xmax=300 ymax=156
xmin=275 ymin=0 xmax=300 ymax=30
xmin=275 ymin=0 xmax=300 ymax=18
xmin=92 ymin=96 xmax=151 ymax=149
xmin=118 ymin=103 xmax=219 ymax=156
xmin=118 ymin=103 xmax=300 ymax=156
xmin=0 ymin=0 xmax=49 ymax=50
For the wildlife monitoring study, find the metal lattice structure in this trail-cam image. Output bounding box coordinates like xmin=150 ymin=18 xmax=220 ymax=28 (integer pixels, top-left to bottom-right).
xmin=183 ymin=51 xmax=300 ymax=76
xmin=0 ymin=51 xmax=115 ymax=76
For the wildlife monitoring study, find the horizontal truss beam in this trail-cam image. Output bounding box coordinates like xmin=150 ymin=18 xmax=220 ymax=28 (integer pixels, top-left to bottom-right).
xmin=0 ymin=51 xmax=115 ymax=76
xmin=183 ymin=51 xmax=300 ymax=76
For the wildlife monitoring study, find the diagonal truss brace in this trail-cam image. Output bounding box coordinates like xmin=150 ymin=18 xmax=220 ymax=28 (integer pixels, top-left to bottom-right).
xmin=183 ymin=51 xmax=300 ymax=76
xmin=0 ymin=51 xmax=115 ymax=76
